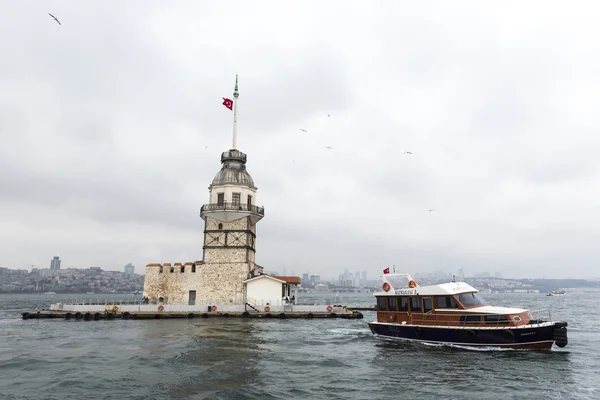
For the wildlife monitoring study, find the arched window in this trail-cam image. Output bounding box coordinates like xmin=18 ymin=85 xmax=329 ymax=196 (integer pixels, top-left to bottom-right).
xmin=170 ymin=267 xmax=174 ymax=273
xmin=180 ymin=265 xmax=185 ymax=273
xmin=159 ymin=266 xmax=163 ymax=273
xmin=218 ymin=223 xmax=223 ymax=230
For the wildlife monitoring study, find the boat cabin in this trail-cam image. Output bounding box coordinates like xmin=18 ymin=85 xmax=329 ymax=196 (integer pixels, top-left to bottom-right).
xmin=375 ymin=273 xmax=532 ymax=327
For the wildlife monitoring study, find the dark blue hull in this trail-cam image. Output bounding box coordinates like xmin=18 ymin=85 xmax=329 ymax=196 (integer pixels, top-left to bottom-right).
xmin=368 ymin=321 xmax=568 ymax=350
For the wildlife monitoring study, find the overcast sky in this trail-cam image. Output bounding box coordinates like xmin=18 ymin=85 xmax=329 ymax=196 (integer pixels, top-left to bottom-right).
xmin=2 ymin=1 xmax=600 ymax=280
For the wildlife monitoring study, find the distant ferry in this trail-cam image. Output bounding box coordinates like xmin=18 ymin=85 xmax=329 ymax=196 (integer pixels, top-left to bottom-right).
xmin=547 ymin=290 xmax=566 ymax=296
xmin=368 ymin=272 xmax=568 ymax=350
xmin=44 ymin=291 xmax=56 ymax=295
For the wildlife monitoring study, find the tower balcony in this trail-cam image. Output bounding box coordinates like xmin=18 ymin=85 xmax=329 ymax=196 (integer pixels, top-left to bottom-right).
xmin=200 ymin=202 xmax=265 ymax=223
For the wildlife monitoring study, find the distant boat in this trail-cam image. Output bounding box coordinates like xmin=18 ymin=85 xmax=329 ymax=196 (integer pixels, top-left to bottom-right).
xmin=86 ymin=291 xmax=95 ymax=294
xmin=547 ymin=290 xmax=566 ymax=296
xmin=44 ymin=291 xmax=56 ymax=295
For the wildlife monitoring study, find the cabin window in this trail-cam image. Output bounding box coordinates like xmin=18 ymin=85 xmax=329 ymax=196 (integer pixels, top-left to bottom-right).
xmin=422 ymin=297 xmax=433 ymax=313
xmin=377 ymin=297 xmax=387 ymax=311
xmin=192 ymin=264 xmax=196 ymax=273
xmin=458 ymin=292 xmax=487 ymax=308
xmin=387 ymin=296 xmax=397 ymax=311
xmin=247 ymin=195 xmax=252 ymax=205
xmin=232 ymin=193 xmax=241 ymax=205
xmin=217 ymin=193 xmax=225 ymax=205
xmin=180 ymin=266 xmax=185 ymax=273
xmin=159 ymin=266 xmax=163 ymax=273
xmin=409 ymin=297 xmax=421 ymax=312
xmin=170 ymin=267 xmax=174 ymax=273
xmin=460 ymin=315 xmax=481 ymax=324
xmin=436 ymin=296 xmax=459 ymax=309
xmin=399 ymin=297 xmax=409 ymax=312
xmin=484 ymin=315 xmax=509 ymax=324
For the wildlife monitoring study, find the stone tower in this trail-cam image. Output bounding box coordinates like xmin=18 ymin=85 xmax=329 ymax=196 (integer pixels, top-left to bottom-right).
xmin=197 ymin=76 xmax=265 ymax=304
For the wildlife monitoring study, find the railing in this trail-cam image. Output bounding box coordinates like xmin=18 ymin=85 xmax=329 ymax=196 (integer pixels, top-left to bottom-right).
xmin=200 ymin=203 xmax=265 ymax=215
xmin=383 ymin=309 xmax=553 ymax=328
xmin=221 ymin=150 xmax=247 ymax=163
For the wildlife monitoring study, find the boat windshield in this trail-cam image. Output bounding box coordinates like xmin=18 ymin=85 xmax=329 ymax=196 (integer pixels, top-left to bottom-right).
xmin=457 ymin=292 xmax=487 ymax=308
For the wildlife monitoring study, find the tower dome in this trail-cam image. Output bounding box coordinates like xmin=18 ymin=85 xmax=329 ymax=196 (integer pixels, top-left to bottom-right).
xmin=210 ymin=150 xmax=256 ymax=189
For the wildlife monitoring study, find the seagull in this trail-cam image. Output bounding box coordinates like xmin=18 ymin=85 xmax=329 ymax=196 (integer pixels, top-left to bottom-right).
xmin=327 ymin=114 xmax=330 ymax=117
xmin=429 ymin=209 xmax=435 ymax=212
xmin=300 ymin=128 xmax=307 ymax=132
xmin=49 ymin=13 xmax=61 ymax=25
xmin=325 ymin=146 xmax=332 ymax=149
xmin=404 ymin=151 xmax=412 ymax=154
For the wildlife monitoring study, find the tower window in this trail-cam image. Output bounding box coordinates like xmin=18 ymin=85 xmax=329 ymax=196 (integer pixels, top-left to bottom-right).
xmin=159 ymin=266 xmax=163 ymax=274
xmin=218 ymin=223 xmax=223 ymax=230
xmin=247 ymin=195 xmax=252 ymax=205
xmin=232 ymin=193 xmax=241 ymax=205
xmin=192 ymin=264 xmax=196 ymax=273
xmin=217 ymin=193 xmax=224 ymax=205
xmin=170 ymin=267 xmax=174 ymax=273
xmin=180 ymin=265 xmax=185 ymax=273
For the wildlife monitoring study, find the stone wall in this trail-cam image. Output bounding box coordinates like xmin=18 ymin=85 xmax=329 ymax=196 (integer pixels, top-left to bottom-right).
xmin=143 ymin=261 xmax=250 ymax=305
xmin=197 ymin=262 xmax=249 ymax=304
xmin=143 ymin=262 xmax=203 ymax=304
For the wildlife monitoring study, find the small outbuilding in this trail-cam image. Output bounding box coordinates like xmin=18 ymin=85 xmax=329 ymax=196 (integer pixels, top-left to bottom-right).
xmin=244 ymin=274 xmax=301 ymax=308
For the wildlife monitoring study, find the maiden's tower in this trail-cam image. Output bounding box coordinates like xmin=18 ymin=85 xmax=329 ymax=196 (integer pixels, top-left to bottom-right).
xmin=142 ymin=76 xmax=294 ymax=306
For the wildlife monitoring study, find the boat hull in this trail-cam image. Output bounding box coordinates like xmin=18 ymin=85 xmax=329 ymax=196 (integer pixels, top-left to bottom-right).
xmin=368 ymin=321 xmax=567 ymax=350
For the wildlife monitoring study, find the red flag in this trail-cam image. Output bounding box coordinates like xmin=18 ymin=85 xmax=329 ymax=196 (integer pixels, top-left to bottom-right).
xmin=222 ymin=98 xmax=233 ymax=110
xmin=383 ymin=267 xmax=390 ymax=274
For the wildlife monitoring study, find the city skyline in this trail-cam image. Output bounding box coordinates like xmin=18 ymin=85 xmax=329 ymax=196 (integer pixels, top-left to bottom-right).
xmin=3 ymin=2 xmax=600 ymax=279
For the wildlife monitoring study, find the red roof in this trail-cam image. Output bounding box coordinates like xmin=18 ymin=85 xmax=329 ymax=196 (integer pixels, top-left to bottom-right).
xmin=273 ymin=275 xmax=301 ymax=284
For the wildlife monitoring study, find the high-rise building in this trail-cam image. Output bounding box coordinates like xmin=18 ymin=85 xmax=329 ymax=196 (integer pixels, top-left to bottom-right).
xmin=50 ymin=256 xmax=61 ymax=272
xmin=124 ymin=263 xmax=135 ymax=275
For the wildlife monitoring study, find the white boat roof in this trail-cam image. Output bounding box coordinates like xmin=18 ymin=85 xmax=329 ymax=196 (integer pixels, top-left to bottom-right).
xmin=374 ymin=273 xmax=478 ymax=296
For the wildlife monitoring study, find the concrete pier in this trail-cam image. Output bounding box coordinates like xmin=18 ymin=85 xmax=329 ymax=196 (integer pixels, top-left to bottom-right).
xmin=22 ymin=309 xmax=364 ymax=320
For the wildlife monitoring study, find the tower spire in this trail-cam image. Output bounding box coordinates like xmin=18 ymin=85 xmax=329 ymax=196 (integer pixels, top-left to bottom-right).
xmin=232 ymin=75 xmax=239 ymax=150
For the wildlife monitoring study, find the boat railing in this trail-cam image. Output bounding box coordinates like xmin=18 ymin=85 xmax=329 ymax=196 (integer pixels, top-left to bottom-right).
xmin=404 ymin=309 xmax=553 ymax=327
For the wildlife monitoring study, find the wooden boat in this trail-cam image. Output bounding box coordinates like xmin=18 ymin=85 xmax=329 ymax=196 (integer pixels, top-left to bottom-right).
xmin=367 ymin=273 xmax=568 ymax=350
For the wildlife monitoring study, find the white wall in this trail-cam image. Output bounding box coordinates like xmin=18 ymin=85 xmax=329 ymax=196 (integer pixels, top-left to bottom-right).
xmin=209 ymin=184 xmax=257 ymax=205
xmin=246 ymin=278 xmax=283 ymax=308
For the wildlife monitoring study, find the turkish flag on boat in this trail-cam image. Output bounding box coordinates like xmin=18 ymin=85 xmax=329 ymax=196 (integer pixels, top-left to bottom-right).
xmin=383 ymin=267 xmax=390 ymax=274
xmin=222 ymin=98 xmax=233 ymax=110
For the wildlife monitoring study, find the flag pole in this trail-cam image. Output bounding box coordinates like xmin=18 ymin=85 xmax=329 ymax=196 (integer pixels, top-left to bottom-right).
xmin=232 ymin=75 xmax=239 ymax=150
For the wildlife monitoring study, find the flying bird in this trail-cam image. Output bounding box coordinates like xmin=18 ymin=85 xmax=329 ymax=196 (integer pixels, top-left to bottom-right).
xmin=325 ymin=146 xmax=332 ymax=149
xmin=327 ymin=114 xmax=330 ymax=117
xmin=300 ymin=129 xmax=307 ymax=132
xmin=429 ymin=209 xmax=435 ymax=212
xmin=404 ymin=151 xmax=412 ymax=154
xmin=49 ymin=13 xmax=61 ymax=25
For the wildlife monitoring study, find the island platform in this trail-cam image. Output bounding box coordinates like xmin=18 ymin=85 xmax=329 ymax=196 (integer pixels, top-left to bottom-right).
xmin=22 ymin=303 xmax=364 ymax=320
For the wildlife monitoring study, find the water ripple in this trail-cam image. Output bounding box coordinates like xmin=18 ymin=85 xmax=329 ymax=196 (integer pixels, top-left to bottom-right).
xmin=0 ymin=292 xmax=599 ymax=399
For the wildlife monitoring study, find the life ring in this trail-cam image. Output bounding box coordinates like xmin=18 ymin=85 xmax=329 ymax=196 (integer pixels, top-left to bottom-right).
xmin=382 ymin=282 xmax=391 ymax=292
xmin=112 ymin=305 xmax=119 ymax=312
xmin=264 ymin=306 xmax=271 ymax=312
xmin=211 ymin=305 xmax=217 ymax=312
xmin=158 ymin=305 xmax=165 ymax=312
xmin=327 ymin=305 xmax=333 ymax=312
xmin=408 ymin=280 xmax=418 ymax=288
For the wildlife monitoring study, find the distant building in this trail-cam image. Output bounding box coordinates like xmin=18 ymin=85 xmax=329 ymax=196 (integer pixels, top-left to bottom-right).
xmin=50 ymin=256 xmax=61 ymax=273
xmin=124 ymin=263 xmax=135 ymax=275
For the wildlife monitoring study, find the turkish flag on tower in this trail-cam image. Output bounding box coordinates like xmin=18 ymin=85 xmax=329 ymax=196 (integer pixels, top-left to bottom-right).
xmin=383 ymin=267 xmax=390 ymax=274
xmin=222 ymin=98 xmax=233 ymax=110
